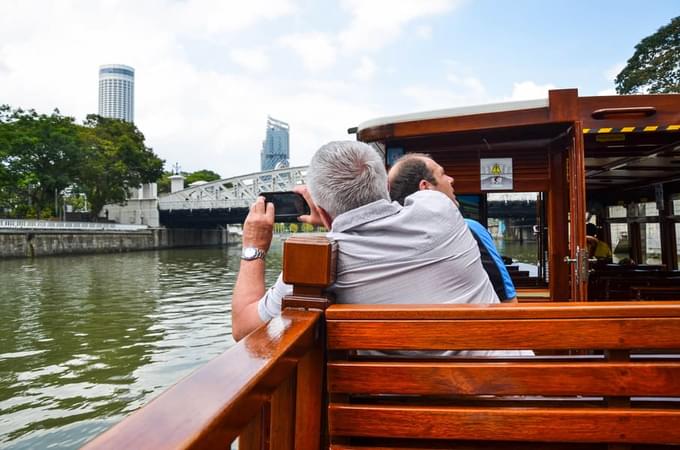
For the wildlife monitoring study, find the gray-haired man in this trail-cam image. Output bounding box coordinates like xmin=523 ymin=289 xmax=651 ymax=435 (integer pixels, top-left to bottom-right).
xmin=231 ymin=140 xmax=501 ymax=342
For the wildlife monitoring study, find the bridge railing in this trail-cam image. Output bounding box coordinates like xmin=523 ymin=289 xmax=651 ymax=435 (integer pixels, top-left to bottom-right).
xmin=159 ymin=199 xmax=250 ymax=211
xmin=0 ymin=219 xmax=149 ymax=232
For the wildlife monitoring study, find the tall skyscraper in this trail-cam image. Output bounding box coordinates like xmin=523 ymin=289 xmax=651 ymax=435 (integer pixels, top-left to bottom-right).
xmin=261 ymin=116 xmax=290 ymax=171
xmin=98 ymin=64 xmax=134 ymax=122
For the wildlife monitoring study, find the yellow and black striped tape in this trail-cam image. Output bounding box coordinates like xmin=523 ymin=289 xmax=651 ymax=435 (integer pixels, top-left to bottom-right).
xmin=583 ymin=124 xmax=680 ymax=134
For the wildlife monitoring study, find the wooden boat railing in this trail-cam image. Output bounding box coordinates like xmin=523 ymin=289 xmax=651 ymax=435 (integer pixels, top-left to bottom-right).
xmin=82 ymin=236 xmax=337 ymax=450
xmin=82 ymin=307 xmax=325 ymax=450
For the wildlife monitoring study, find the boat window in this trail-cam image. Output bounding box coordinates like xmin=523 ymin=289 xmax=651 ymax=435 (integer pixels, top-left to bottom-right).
xmin=673 ymin=194 xmax=680 ymax=215
xmin=610 ymin=223 xmax=630 ymax=263
xmin=486 ymin=192 xmax=546 ymax=286
xmin=608 ymin=205 xmax=627 ymax=218
xmin=457 ymin=195 xmax=482 ymax=222
xmin=676 ymin=223 xmax=680 ymax=264
xmin=636 ymin=201 xmax=659 ymax=217
xmin=641 ymin=223 xmax=662 ymax=265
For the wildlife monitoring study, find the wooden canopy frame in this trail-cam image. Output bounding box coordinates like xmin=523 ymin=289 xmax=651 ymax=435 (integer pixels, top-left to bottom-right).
xmin=355 ymin=89 xmax=680 ymax=301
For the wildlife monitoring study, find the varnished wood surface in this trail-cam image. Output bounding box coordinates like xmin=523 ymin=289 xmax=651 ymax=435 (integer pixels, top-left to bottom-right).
xmin=579 ymin=94 xmax=680 ymax=131
xmin=294 ymin=340 xmax=324 ymax=450
xmin=326 ymin=301 xmax=680 ymax=446
xmin=546 ymin=146 xmax=571 ymax=300
xmin=329 ymin=404 xmax=680 ymax=444
xmin=357 ymin=90 xmax=679 ymax=143
xmin=358 ymin=106 xmax=551 ymax=142
xmin=82 ymin=309 xmax=321 ymax=450
xmin=282 ymin=236 xmax=337 ymax=289
xmin=330 ymin=444 xmax=607 ymax=450
xmin=325 ymin=302 xmax=680 ymax=320
xmin=327 ymin=361 xmax=680 ymax=396
xmin=327 ymin=317 xmax=680 ymax=350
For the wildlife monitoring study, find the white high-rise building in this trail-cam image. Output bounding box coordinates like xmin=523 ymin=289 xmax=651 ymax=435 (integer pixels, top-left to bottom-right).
xmin=98 ymin=64 xmax=134 ymax=122
xmin=97 ymin=64 xmax=158 ymax=226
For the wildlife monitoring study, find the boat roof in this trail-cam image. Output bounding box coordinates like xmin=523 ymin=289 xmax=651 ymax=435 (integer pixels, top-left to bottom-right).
xmin=357 ymin=98 xmax=549 ymax=132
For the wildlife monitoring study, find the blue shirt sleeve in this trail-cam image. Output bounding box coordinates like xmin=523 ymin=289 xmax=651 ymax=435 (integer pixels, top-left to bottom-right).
xmin=465 ymin=219 xmax=516 ymax=300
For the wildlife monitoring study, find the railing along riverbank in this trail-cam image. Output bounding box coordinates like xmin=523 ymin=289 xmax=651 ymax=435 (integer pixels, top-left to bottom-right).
xmin=0 ymin=218 xmax=148 ymax=231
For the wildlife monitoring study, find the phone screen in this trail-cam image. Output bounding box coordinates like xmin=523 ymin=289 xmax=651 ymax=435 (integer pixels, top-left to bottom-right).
xmin=260 ymin=191 xmax=310 ymax=222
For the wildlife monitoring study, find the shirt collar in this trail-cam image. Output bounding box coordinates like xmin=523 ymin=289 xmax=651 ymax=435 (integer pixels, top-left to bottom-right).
xmin=330 ymin=199 xmax=401 ymax=233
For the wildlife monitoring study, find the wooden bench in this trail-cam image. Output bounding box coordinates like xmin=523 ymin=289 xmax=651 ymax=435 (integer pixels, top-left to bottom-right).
xmin=82 ymin=236 xmax=680 ymax=450
xmin=325 ymin=302 xmax=680 ymax=448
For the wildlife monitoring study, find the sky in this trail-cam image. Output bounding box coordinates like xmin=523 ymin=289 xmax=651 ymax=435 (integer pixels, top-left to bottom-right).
xmin=0 ymin=0 xmax=677 ymax=179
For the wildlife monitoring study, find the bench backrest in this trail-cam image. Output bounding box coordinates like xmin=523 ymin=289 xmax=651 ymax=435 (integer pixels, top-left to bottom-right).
xmin=324 ymin=302 xmax=680 ymax=448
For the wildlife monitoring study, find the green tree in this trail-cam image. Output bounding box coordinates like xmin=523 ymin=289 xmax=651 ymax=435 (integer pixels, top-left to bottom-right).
xmin=615 ymin=16 xmax=680 ymax=94
xmin=0 ymin=106 xmax=81 ymax=218
xmin=185 ymin=169 xmax=221 ymax=185
xmin=77 ymin=115 xmax=164 ymax=219
xmin=157 ymin=171 xmax=174 ymax=194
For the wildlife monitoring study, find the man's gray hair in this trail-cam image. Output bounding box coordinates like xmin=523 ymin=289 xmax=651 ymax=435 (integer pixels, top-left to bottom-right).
xmin=308 ymin=141 xmax=389 ymax=219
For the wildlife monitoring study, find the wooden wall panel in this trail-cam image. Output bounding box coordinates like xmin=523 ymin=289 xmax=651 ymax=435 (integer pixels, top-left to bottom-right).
xmin=393 ymin=146 xmax=551 ymax=194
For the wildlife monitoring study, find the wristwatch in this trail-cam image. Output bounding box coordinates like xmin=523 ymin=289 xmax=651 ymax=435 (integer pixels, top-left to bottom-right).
xmin=241 ymin=247 xmax=266 ymax=261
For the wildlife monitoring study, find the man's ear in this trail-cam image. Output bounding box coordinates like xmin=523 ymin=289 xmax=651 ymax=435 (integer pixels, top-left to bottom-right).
xmin=418 ymin=179 xmax=431 ymax=191
xmin=318 ymin=207 xmax=333 ymax=229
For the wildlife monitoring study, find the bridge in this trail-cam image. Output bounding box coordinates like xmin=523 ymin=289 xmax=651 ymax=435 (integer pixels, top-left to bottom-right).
xmin=158 ymin=166 xmax=308 ymax=227
xmin=156 ymin=167 xmax=539 ymax=228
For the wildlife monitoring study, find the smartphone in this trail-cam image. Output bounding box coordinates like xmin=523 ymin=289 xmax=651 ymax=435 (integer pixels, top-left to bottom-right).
xmin=260 ymin=191 xmax=310 ymax=222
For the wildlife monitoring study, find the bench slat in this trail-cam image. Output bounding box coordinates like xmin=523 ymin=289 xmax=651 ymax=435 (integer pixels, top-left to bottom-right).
xmin=328 ymin=361 xmax=680 ymax=396
xmin=330 ymin=443 xmax=605 ymax=450
xmin=327 ymin=318 xmax=680 ymax=350
xmin=325 ymin=302 xmax=680 ymax=320
xmin=329 ymin=404 xmax=680 ymax=444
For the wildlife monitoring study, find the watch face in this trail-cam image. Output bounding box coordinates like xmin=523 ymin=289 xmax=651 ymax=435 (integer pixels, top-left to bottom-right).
xmin=242 ymin=247 xmax=264 ymax=260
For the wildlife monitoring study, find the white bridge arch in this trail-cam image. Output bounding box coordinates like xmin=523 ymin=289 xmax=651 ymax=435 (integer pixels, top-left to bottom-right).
xmin=158 ymin=166 xmax=309 ymax=211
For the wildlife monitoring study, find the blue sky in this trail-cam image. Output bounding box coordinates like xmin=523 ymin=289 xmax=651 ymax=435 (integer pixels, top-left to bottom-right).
xmin=0 ymin=0 xmax=677 ymax=178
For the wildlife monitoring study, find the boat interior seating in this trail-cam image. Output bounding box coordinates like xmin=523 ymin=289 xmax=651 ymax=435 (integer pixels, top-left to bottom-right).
xmin=589 ymin=267 xmax=680 ymax=300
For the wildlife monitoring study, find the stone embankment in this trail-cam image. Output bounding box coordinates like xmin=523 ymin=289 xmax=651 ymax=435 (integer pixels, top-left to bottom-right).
xmin=0 ymin=228 xmax=235 ymax=258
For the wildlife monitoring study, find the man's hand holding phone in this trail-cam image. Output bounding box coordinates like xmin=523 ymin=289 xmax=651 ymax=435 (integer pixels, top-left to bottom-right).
xmin=293 ymin=185 xmax=325 ymax=227
xmin=242 ymin=196 xmax=274 ymax=252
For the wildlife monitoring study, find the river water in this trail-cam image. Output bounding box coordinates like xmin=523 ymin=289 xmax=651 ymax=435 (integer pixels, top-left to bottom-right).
xmin=0 ymin=239 xmax=284 ymax=449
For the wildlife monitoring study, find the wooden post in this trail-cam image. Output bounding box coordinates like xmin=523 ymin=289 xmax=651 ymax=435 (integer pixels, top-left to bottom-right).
xmin=282 ymin=236 xmax=337 ymax=311
xmin=281 ymin=235 xmax=337 ymax=450
xmin=549 ymin=89 xmax=588 ymax=301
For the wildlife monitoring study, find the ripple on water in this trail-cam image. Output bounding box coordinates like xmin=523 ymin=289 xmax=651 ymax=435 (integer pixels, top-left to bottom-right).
xmin=0 ymin=243 xmax=280 ymax=449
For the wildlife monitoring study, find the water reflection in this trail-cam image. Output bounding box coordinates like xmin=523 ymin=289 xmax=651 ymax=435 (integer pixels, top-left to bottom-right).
xmin=0 ymin=238 xmax=283 ymax=449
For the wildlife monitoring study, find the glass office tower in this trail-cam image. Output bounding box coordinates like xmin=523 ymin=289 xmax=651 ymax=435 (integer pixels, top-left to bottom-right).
xmin=260 ymin=116 xmax=290 ymax=171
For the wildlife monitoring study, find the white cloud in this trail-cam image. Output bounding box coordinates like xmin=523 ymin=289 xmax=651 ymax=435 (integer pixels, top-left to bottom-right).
xmin=0 ymin=0 xmax=361 ymax=178
xmin=415 ymin=25 xmax=433 ymax=39
xmin=604 ymin=62 xmax=626 ymax=82
xmin=353 ymin=57 xmax=377 ymax=81
xmin=508 ymin=81 xmax=557 ymax=100
xmin=167 ymin=0 xmax=298 ymax=37
xmin=229 ymin=48 xmax=270 ymax=72
xmin=278 ymin=32 xmax=337 ymax=72
xmin=401 ymin=84 xmax=489 ymax=111
xmin=446 ymin=73 xmax=486 ymax=96
xmin=597 ymin=88 xmax=617 ymax=96
xmin=338 ymin=0 xmax=460 ymax=52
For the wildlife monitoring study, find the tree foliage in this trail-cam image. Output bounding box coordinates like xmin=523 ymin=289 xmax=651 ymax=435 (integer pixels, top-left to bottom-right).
xmin=185 ymin=169 xmax=221 ymax=185
xmin=615 ymin=16 xmax=680 ymax=94
xmin=0 ymin=106 xmax=82 ymax=217
xmin=157 ymin=169 xmax=222 ymax=194
xmin=0 ymin=105 xmax=164 ymax=219
xmin=77 ymin=115 xmax=164 ymax=218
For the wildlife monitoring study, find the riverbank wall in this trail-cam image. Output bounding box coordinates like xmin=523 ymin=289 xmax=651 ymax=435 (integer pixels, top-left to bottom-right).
xmin=0 ymin=228 xmax=235 ymax=258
